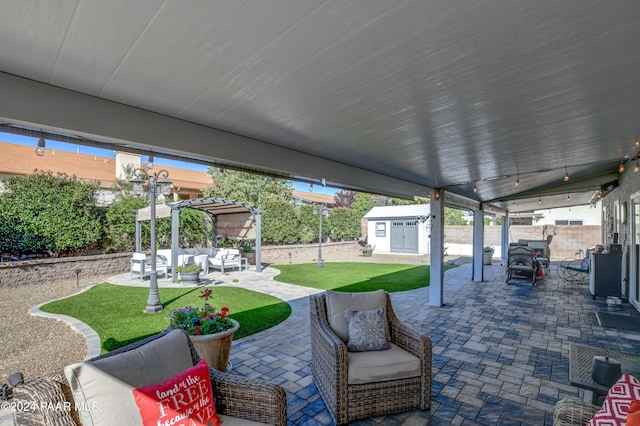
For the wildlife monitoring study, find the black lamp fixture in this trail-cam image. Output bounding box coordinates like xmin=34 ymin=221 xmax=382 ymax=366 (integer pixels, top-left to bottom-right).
xmin=564 ymin=166 xmax=570 ymax=182
xmin=35 ymin=137 xmax=46 ymax=156
xmin=619 ymin=161 xmax=625 ymax=173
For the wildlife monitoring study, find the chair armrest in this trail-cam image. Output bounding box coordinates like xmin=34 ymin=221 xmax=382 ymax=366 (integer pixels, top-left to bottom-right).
xmin=208 ymin=368 xmax=287 ymax=426
xmin=553 ymin=398 xmax=599 ymax=426
xmin=12 ymin=372 xmax=78 ymax=426
xmin=386 ymin=294 xmax=432 ymax=410
xmin=309 ymin=294 xmax=349 ymax=423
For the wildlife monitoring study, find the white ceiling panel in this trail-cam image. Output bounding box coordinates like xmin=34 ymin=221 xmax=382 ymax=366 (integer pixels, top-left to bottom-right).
xmin=1 ymin=0 xmax=640 ymax=212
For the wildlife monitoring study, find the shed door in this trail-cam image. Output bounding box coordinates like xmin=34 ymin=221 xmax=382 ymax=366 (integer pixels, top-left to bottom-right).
xmin=390 ymin=220 xmax=419 ymax=253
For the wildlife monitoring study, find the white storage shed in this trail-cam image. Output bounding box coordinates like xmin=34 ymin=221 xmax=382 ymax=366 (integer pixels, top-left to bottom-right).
xmin=363 ymin=205 xmax=431 ymax=255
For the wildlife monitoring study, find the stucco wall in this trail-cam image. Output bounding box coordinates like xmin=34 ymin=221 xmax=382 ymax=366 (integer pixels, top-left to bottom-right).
xmin=600 ymin=162 xmax=640 ymax=300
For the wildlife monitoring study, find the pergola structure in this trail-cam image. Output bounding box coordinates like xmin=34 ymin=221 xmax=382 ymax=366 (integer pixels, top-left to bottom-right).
xmin=2 ymin=1 xmax=640 ymax=306
xmin=135 ymin=198 xmax=263 ymax=278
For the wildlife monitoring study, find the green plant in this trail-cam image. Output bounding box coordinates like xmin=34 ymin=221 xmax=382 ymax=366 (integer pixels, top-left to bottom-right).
xmin=168 ymin=288 xmax=234 ymax=336
xmin=0 ymin=171 xmax=102 ymax=255
xmin=483 ymin=245 xmax=495 ymax=253
xmin=175 ymin=262 xmax=203 ymax=273
xmin=362 ymin=244 xmax=374 ymax=252
xmin=240 ymin=242 xmax=254 ymax=253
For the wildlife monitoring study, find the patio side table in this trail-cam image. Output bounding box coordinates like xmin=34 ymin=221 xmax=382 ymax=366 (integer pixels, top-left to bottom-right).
xmin=569 ymin=343 xmax=640 ymax=404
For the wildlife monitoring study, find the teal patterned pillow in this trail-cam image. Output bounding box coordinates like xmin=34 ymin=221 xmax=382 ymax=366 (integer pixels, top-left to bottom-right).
xmin=344 ymin=307 xmax=390 ymax=352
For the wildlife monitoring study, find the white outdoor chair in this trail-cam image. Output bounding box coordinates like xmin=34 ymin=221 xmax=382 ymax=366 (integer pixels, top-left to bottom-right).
xmin=130 ymin=252 xmax=168 ymax=279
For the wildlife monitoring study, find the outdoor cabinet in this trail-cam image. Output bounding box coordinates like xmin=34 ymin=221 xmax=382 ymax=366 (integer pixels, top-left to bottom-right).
xmin=589 ymin=251 xmax=622 ymax=299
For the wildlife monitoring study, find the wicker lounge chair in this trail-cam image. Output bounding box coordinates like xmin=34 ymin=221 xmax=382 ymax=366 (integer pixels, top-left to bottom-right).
xmin=310 ymin=291 xmax=431 ymax=425
xmin=10 ymin=329 xmax=287 ymax=426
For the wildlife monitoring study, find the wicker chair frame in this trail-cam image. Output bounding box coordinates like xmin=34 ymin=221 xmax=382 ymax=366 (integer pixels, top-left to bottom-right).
xmin=309 ymin=292 xmax=431 ymax=425
xmin=12 ymin=329 xmax=287 ymax=426
xmin=552 ymin=398 xmax=600 ymax=425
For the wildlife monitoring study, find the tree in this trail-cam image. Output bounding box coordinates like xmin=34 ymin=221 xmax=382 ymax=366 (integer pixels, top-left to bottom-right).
xmin=334 ymin=190 xmax=357 ymax=207
xmin=444 ymin=208 xmax=467 ymax=225
xmin=350 ymin=193 xmax=375 ymax=219
xmin=327 ymin=207 xmax=360 ymax=240
xmin=0 ymin=171 xmax=102 ymax=255
xmin=261 ymin=200 xmax=299 ymax=244
xmin=203 ymin=168 xmax=292 ymax=208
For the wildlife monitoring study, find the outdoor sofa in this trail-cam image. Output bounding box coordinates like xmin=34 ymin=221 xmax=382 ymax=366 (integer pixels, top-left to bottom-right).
xmin=10 ymin=329 xmax=287 ymax=425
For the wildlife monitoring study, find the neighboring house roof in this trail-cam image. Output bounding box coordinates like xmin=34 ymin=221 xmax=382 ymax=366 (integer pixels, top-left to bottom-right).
xmin=0 ymin=141 xmax=211 ymax=196
xmin=292 ymin=190 xmax=336 ymax=206
xmin=364 ymin=204 xmax=430 ymax=219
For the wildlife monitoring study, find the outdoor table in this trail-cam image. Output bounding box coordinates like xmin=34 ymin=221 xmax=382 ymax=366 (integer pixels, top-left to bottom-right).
xmin=569 ymin=343 xmax=640 ymax=404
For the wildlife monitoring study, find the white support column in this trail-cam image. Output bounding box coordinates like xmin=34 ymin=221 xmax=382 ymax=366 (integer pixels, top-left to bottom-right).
xmin=501 ymin=213 xmax=509 ymax=266
xmin=429 ymin=189 xmax=445 ymax=306
xmin=472 ymin=209 xmax=484 ymax=282
xmin=255 ymin=212 xmax=262 ymax=273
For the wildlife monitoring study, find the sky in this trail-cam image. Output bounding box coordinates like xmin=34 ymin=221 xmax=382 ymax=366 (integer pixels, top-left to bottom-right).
xmin=0 ymin=132 xmax=338 ymax=195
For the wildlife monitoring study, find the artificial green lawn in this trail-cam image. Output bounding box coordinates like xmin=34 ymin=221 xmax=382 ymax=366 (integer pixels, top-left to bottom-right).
xmin=272 ymin=262 xmax=456 ymax=292
xmin=40 ymin=284 xmax=291 ymax=353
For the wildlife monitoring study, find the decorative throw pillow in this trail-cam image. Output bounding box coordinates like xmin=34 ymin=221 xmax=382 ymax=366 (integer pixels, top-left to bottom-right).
xmin=627 ymin=400 xmax=640 ymax=426
xmin=345 ymin=307 xmax=390 ymax=352
xmin=587 ymin=373 xmax=640 ymax=426
xmin=325 ymin=289 xmax=389 ymax=343
xmin=133 ymin=359 xmax=221 ymax=426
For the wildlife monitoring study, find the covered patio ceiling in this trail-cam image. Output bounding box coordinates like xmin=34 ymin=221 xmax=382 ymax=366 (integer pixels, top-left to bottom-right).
xmin=1 ymin=1 xmax=639 ymax=214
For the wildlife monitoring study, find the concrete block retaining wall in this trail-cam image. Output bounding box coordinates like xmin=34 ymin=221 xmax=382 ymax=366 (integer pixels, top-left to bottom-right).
xmin=260 ymin=241 xmax=362 ymax=265
xmin=0 ymin=253 xmax=131 ymax=289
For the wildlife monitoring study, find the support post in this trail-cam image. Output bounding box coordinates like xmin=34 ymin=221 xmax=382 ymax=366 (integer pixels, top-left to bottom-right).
xmin=501 ymin=213 xmax=509 ymax=266
xmin=255 ymin=212 xmax=262 ymax=272
xmin=472 ymin=209 xmax=484 ymax=282
xmin=429 ymin=189 xmax=444 ymax=306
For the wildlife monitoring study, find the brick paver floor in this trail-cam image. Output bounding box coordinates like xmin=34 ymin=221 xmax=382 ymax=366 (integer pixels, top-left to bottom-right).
xmin=65 ymin=257 xmax=640 ymax=425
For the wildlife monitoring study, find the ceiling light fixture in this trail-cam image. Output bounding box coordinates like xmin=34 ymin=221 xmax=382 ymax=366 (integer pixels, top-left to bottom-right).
xmin=515 ymin=175 xmax=520 ymax=187
xmin=635 ymin=161 xmax=640 ymax=173
xmin=636 ymin=140 xmax=640 ymax=147
xmin=473 ymin=185 xmax=477 ymax=193
xmin=619 ymin=161 xmax=625 ymax=173
xmin=35 ymin=137 xmax=46 ymax=156
xmin=309 ymin=183 xmax=314 ymax=192
xmin=538 ymin=198 xmax=542 ymax=205
xmin=147 ymin=155 xmax=154 ymax=169
xmin=567 ymin=193 xmax=571 ymax=201
xmin=434 ymin=191 xmax=440 ymax=200
xmin=564 ymin=167 xmax=570 ymax=182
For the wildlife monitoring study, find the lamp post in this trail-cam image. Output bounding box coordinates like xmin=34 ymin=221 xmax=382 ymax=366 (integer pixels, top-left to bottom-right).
xmin=130 ymin=168 xmax=172 ymax=313
xmin=314 ymin=203 xmax=327 ymax=268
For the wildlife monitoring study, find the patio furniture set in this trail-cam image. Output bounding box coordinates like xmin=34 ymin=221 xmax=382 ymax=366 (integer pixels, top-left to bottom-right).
xmin=6 ymin=290 xmax=431 ymax=425
xmin=130 ymin=247 xmax=247 ymax=280
xmin=5 ymin=288 xmax=639 ymax=425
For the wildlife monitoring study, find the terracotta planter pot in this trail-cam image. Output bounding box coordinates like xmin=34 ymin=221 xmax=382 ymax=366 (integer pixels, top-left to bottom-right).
xmin=243 ymin=252 xmax=256 ymax=265
xmin=189 ymin=319 xmax=240 ymax=371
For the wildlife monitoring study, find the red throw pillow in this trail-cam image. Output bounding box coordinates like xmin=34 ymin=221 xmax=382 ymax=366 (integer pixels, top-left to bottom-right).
xmin=627 ymin=400 xmax=640 ymax=426
xmin=133 ymin=359 xmax=221 ymax=426
xmin=588 ymin=373 xmax=640 ymax=426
